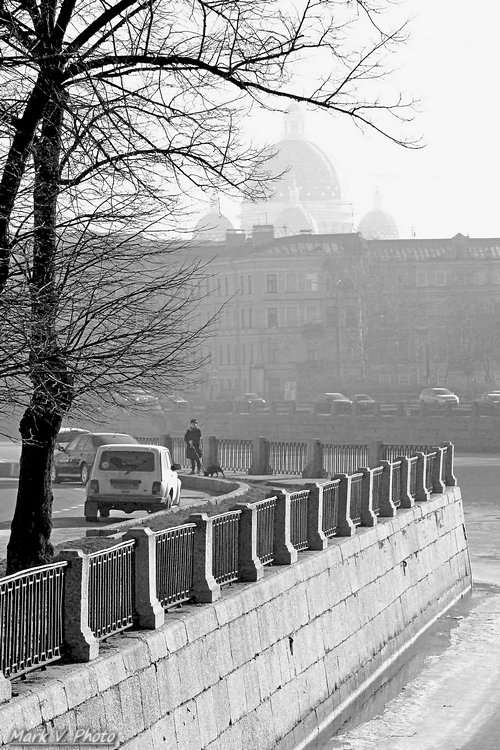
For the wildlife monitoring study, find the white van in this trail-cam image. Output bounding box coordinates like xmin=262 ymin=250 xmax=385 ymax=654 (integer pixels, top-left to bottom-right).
xmin=85 ymin=444 xmax=181 ymax=521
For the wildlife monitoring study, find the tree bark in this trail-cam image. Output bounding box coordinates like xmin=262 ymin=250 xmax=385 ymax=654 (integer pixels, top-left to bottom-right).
xmin=6 ymin=81 xmax=73 ymax=574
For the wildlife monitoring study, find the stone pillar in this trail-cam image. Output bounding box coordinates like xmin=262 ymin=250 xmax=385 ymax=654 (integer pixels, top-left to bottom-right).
xmin=57 ymin=549 xmax=99 ymax=662
xmin=231 ymin=503 xmax=264 ymax=581
xmin=187 ymin=513 xmax=221 ymax=603
xmin=207 ymin=436 xmax=219 ymax=467
xmin=359 ymin=468 xmax=377 ymax=527
xmin=415 ymin=452 xmax=431 ymax=502
xmin=440 ymin=441 xmax=457 ymax=486
xmin=0 ymin=673 xmax=11 ymax=704
xmin=430 ymin=446 xmax=446 ymax=494
xmin=304 ymin=482 xmax=328 ymax=550
xmin=368 ymin=441 xmax=384 ymax=468
xmin=334 ymin=473 xmax=356 ymax=536
xmin=273 ymin=490 xmax=298 ymax=565
xmin=248 ymin=437 xmax=271 ymax=475
xmin=302 ymin=439 xmax=324 ymax=479
xmin=379 ymin=460 xmax=397 ymax=517
xmin=396 ymin=455 xmax=414 ymax=509
xmin=123 ymin=528 xmax=164 ymax=629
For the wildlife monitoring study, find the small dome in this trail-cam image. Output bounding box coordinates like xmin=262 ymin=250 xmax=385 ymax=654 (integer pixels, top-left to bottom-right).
xmin=193 ymin=211 xmax=234 ymax=242
xmin=275 ymin=205 xmax=317 ymax=235
xmin=358 ymin=209 xmax=399 ymax=240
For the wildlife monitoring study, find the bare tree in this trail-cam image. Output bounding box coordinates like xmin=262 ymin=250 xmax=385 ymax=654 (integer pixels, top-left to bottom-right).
xmin=0 ymin=0 xmax=416 ymax=572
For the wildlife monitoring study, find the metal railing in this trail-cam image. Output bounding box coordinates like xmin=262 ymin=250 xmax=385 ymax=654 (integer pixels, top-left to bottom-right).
xmin=408 ymin=456 xmax=418 ymax=500
xmin=255 ymin=496 xmax=277 ymax=565
xmin=270 ymin=440 xmax=307 ymax=475
xmin=384 ymin=444 xmax=433 ymax=461
xmin=371 ymin=466 xmax=384 ymax=516
xmin=290 ymin=490 xmax=309 ymax=551
xmin=392 ymin=460 xmax=402 ymax=508
xmin=212 ymin=510 xmax=241 ymax=585
xmin=170 ymin=436 xmax=190 ymax=468
xmin=0 ymin=562 xmax=67 ymax=679
xmin=322 ymin=480 xmax=340 ymax=537
xmin=425 ymin=450 xmax=437 ymax=493
xmin=350 ymin=473 xmax=364 ymax=525
xmin=88 ymin=541 xmax=134 ymax=640
xmin=323 ymin=443 xmax=369 ymax=476
xmin=217 ymin=439 xmax=253 ymax=472
xmin=134 ymin=435 xmax=160 ymax=445
xmin=155 ymin=524 xmax=195 ymax=609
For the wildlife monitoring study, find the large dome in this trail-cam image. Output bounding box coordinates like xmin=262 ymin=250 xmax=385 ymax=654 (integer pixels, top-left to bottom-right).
xmin=193 ymin=210 xmax=234 ymax=242
xmin=358 ymin=209 xmax=399 ymax=240
xmin=265 ymin=139 xmax=342 ymax=203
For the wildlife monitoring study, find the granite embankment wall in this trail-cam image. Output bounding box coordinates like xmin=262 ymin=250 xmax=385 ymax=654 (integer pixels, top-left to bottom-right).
xmin=0 ymin=488 xmax=471 ymax=750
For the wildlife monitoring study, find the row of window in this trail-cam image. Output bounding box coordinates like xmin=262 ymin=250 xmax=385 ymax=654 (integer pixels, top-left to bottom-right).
xmin=204 ymin=272 xmax=321 ymax=297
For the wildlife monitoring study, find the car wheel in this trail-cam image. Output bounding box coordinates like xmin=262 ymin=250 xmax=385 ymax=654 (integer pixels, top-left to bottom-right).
xmin=80 ymin=463 xmax=89 ymax=484
xmin=84 ymin=500 xmax=98 ymax=521
xmin=99 ymin=507 xmax=110 ymax=518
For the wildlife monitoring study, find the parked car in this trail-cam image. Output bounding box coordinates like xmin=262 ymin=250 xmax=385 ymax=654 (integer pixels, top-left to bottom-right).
xmin=161 ymin=394 xmax=189 ymax=409
xmin=51 ymin=432 xmax=138 ymax=484
xmin=313 ymin=392 xmax=353 ymax=413
xmin=235 ymin=392 xmax=267 ymax=411
xmin=350 ymin=393 xmax=378 ymax=412
xmin=56 ymin=427 xmax=89 ymax=450
xmin=474 ymin=392 xmax=500 ymax=413
xmin=85 ymin=444 xmax=181 ymax=520
xmin=113 ymin=387 xmax=162 ymax=410
xmin=419 ymin=387 xmax=460 ymax=406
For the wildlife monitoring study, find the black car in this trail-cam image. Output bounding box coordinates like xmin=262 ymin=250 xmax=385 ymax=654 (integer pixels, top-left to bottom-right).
xmin=51 ymin=432 xmax=138 ymax=484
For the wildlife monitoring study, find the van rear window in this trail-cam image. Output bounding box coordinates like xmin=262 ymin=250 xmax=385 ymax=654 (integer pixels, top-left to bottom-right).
xmin=99 ymin=450 xmax=155 ymax=472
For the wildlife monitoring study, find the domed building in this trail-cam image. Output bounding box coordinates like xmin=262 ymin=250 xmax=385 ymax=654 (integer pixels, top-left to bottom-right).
xmin=193 ymin=196 xmax=234 ymax=242
xmin=358 ymin=189 xmax=399 ymax=240
xmin=240 ymin=104 xmax=354 ymax=235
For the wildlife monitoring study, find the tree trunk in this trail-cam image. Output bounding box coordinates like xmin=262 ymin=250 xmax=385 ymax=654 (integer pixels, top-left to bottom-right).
xmin=6 ymin=82 xmax=73 ymax=574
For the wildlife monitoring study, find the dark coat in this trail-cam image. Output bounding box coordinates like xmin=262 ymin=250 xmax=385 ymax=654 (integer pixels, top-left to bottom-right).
xmin=184 ymin=426 xmax=202 ymax=459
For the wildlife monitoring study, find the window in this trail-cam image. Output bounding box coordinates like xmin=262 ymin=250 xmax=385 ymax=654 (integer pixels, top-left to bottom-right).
xmin=268 ymin=344 xmax=278 ymax=363
xmin=248 ymin=308 xmax=253 ymax=328
xmin=285 ymin=307 xmax=298 ymax=326
xmin=267 ymin=308 xmax=278 ymax=328
xmin=435 ymin=270 xmax=446 ymax=286
xmin=305 ymin=305 xmax=320 ymax=323
xmin=266 ymin=274 xmax=278 ymax=293
xmin=305 ymin=273 xmax=319 ymax=292
xmin=416 ymin=270 xmax=427 ymax=287
xmin=248 ymin=275 xmax=252 ymax=295
xmin=285 ymin=272 xmax=298 ymax=292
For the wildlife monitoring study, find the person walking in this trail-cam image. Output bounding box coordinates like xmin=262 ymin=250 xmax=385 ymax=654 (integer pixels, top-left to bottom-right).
xmin=184 ymin=418 xmax=203 ymax=474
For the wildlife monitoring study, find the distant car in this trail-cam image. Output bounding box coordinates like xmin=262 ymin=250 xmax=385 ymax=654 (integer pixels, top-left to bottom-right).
xmin=475 ymin=392 xmax=500 ymax=404
xmin=235 ymin=392 xmax=267 ymax=410
xmin=350 ymin=393 xmax=378 ymax=412
xmin=419 ymin=388 xmax=459 ymax=406
xmin=162 ymin=394 xmax=189 ymax=409
xmin=113 ymin=388 xmax=162 ymax=410
xmin=313 ymin=392 xmax=353 ymax=413
xmin=51 ymin=432 xmax=138 ymax=484
xmin=85 ymin=444 xmax=181 ymax=520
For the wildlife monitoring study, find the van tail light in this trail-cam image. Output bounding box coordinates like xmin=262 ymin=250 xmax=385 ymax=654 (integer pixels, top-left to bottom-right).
xmin=90 ymin=480 xmax=99 ymax=494
xmin=152 ymin=481 xmax=161 ymax=495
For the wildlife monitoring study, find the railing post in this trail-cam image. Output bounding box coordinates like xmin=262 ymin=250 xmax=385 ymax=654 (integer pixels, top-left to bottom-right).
xmin=273 ymin=490 xmax=298 ymax=564
xmin=440 ymin=441 xmax=457 ymax=486
xmin=333 ymin=473 xmax=356 ymax=536
xmin=304 ymin=482 xmax=328 ymax=550
xmin=123 ymin=528 xmax=164 ymax=629
xmin=248 ymin=437 xmax=271 ymax=475
xmin=302 ymin=439 xmax=325 ymax=478
xmin=430 ymin=446 xmax=446 ymax=494
xmin=57 ymin=549 xmax=99 ymax=662
xmin=359 ymin=468 xmax=377 ymax=526
xmin=187 ymin=513 xmax=221 ymax=603
xmin=230 ymin=503 xmax=264 ymax=581
xmin=379 ymin=460 xmax=397 ymax=517
xmin=415 ymin=452 xmax=431 ymax=502
xmin=207 ymin=436 xmax=219 ymax=467
xmin=160 ymin=434 xmax=174 ymax=452
xmin=368 ymin=441 xmax=384 ymax=467
xmin=397 ymin=456 xmax=414 ymax=508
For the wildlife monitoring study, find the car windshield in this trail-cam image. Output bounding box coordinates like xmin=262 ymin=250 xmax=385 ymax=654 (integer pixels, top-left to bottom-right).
xmin=325 ymin=393 xmax=347 ymax=400
xmin=99 ymin=450 xmax=155 ymax=472
xmin=354 ymin=394 xmax=371 ymax=399
xmin=431 ymin=389 xmax=453 ymax=395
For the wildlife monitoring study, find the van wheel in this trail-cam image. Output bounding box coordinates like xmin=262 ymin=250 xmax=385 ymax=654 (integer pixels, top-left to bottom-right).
xmin=80 ymin=463 xmax=89 ymax=485
xmin=84 ymin=500 xmax=98 ymax=522
xmin=99 ymin=508 xmax=110 ymax=518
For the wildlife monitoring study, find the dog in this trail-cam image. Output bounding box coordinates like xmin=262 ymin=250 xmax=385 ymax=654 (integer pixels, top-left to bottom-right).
xmin=203 ymin=464 xmax=225 ymax=478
